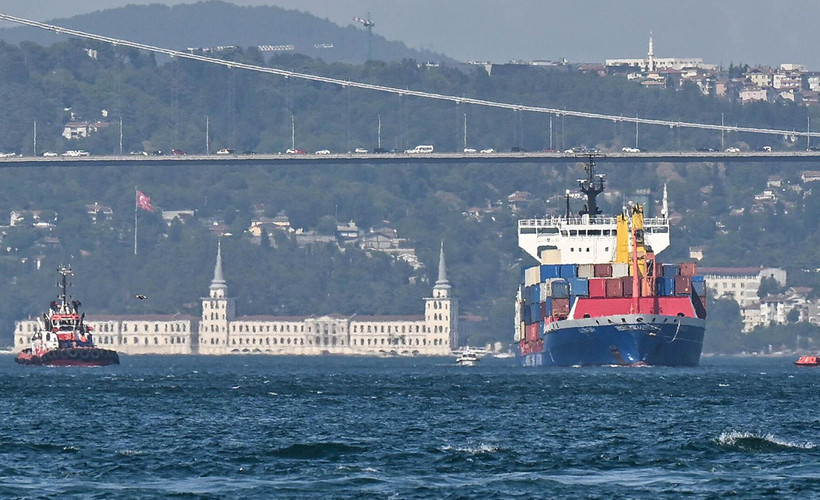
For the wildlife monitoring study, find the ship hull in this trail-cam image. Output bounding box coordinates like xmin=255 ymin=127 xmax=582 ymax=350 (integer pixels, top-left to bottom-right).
xmin=518 ymin=315 xmax=705 ymax=367
xmin=15 ymin=347 xmax=120 ymax=367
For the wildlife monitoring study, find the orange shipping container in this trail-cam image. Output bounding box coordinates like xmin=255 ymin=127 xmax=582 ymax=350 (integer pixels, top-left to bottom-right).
xmin=594 ymin=263 xmax=613 ymax=277
xmin=679 ymin=262 xmax=698 ymax=278
xmin=674 ymin=275 xmax=692 ymax=295
xmin=606 ymin=278 xmax=623 ymax=297
xmin=551 ymin=297 xmax=570 ymax=317
xmin=620 ymin=275 xmax=634 ymax=297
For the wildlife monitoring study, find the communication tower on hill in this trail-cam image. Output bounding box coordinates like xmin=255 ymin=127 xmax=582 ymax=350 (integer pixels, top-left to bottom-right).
xmin=353 ymin=13 xmax=375 ymax=61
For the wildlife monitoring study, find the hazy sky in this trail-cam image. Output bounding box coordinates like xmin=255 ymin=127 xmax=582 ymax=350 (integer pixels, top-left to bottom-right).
xmin=3 ymin=0 xmax=820 ymax=68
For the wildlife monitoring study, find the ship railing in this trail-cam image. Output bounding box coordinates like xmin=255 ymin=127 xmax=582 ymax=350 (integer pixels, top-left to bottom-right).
xmin=519 ymin=216 xmax=669 ymax=228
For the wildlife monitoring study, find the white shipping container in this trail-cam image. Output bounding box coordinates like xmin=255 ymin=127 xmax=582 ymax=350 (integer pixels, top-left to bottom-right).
xmin=525 ymin=266 xmax=541 ymax=286
xmin=578 ymin=264 xmax=595 ymax=278
xmin=612 ymin=263 xmax=629 ymax=278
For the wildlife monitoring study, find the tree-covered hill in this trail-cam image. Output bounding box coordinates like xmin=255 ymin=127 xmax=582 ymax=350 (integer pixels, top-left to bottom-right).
xmin=0 ymin=1 xmax=449 ymax=66
xmin=1 ymin=39 xmax=820 ymax=351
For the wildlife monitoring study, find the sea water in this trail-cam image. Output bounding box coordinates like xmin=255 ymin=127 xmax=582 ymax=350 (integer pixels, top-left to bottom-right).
xmin=0 ymin=355 xmax=817 ymax=498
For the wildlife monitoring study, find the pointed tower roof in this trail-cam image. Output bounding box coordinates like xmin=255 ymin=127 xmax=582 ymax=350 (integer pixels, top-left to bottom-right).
xmin=435 ymin=241 xmax=450 ymax=289
xmin=211 ymin=240 xmax=226 ymax=287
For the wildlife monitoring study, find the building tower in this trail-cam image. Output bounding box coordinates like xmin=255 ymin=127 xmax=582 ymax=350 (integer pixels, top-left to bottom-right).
xmin=647 ymin=31 xmax=655 ymax=73
xmin=199 ymin=240 xmax=235 ymax=354
xmin=425 ymin=242 xmax=459 ymax=352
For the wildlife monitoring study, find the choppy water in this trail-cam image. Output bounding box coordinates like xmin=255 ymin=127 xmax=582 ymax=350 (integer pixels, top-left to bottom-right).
xmin=0 ymin=354 xmax=817 ymax=498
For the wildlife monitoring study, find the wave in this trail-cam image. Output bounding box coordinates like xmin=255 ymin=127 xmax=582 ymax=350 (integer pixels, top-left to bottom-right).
xmin=271 ymin=442 xmax=367 ymax=460
xmin=716 ymin=431 xmax=817 ymax=452
xmin=440 ymin=444 xmax=500 ymax=455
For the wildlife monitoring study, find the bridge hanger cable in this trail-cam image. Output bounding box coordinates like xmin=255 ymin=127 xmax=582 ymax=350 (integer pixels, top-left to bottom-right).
xmin=2 ymin=12 xmax=818 ymax=138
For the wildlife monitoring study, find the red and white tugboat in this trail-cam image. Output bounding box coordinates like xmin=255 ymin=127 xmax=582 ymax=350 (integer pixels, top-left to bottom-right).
xmin=15 ymin=265 xmax=119 ymax=367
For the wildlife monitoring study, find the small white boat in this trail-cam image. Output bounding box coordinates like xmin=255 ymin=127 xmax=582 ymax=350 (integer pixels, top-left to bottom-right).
xmin=456 ymin=351 xmax=479 ymax=366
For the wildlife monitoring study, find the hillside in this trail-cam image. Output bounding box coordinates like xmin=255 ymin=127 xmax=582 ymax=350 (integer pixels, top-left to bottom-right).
xmin=0 ymin=1 xmax=450 ymax=65
xmin=0 ymin=38 xmax=819 ymax=352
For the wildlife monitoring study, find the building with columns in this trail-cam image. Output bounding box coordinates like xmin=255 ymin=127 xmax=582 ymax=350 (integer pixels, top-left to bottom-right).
xmin=198 ymin=241 xmax=457 ymax=355
xmin=15 ymin=242 xmax=458 ymax=356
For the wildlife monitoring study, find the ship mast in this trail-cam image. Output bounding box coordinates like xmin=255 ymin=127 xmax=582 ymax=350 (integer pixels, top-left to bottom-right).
xmin=57 ymin=265 xmax=73 ymax=307
xmin=578 ymin=155 xmax=604 ymax=218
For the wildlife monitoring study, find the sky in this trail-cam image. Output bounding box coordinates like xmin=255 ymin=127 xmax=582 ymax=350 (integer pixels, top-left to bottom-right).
xmin=3 ymin=0 xmax=820 ymax=69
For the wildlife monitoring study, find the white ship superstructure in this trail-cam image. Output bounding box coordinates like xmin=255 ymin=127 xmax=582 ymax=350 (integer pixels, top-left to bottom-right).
xmin=518 ymin=158 xmax=670 ymax=263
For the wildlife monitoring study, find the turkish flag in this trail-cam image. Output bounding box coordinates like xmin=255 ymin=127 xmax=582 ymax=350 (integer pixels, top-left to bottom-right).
xmin=136 ymin=190 xmax=153 ymax=212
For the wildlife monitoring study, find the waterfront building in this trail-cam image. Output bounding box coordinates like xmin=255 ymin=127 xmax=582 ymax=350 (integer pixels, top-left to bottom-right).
xmin=13 ymin=242 xmax=458 ymax=356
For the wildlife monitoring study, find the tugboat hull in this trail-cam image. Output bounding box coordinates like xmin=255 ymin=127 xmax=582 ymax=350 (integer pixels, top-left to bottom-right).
xmin=15 ymin=348 xmax=119 ymax=367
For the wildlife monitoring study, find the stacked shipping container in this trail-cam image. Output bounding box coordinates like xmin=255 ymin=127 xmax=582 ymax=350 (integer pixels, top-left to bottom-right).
xmin=518 ymin=260 xmax=707 ymax=343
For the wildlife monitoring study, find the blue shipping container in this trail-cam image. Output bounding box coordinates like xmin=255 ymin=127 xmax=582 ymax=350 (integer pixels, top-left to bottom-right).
xmin=567 ymin=277 xmax=589 ymax=297
xmin=692 ymin=280 xmax=706 ymax=296
xmin=551 ymin=279 xmax=570 ymax=299
xmin=529 ymin=303 xmax=541 ymax=324
xmin=559 ymin=264 xmax=578 ymax=278
xmin=661 ymin=264 xmax=680 ymax=277
xmin=657 ymin=276 xmax=675 ymax=296
xmin=529 ymin=285 xmax=540 ymax=304
xmin=540 ymin=264 xmax=561 ymax=281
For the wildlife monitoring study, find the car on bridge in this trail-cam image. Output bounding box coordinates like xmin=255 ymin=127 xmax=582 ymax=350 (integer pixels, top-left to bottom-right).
xmin=171 ymin=149 xmax=187 ymax=155
xmin=315 ymin=149 xmax=331 ymax=155
xmin=217 ymin=148 xmax=236 ymax=155
xmin=42 ymin=151 xmax=58 ymax=157
xmin=510 ymin=147 xmax=527 ymax=153
xmin=285 ymin=148 xmax=306 ymax=154
xmin=463 ymin=148 xmax=477 ymax=153
xmin=622 ymin=147 xmax=641 ymax=153
xmin=354 ymin=147 xmax=368 ymax=154
xmin=480 ymin=148 xmax=495 ymax=154
xmin=725 ymin=147 xmax=740 ymax=153
xmin=62 ymin=150 xmax=90 ymax=157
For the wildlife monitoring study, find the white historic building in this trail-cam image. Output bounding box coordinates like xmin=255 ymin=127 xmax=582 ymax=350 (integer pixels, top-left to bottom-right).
xmin=14 ymin=243 xmax=458 ymax=356
xmin=198 ymin=242 xmax=457 ymax=355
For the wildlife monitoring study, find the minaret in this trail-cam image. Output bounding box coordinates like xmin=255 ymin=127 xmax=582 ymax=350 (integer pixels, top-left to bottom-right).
xmin=425 ymin=242 xmax=459 ymax=352
xmin=210 ymin=240 xmax=227 ymax=298
xmin=647 ymin=31 xmax=655 ymax=73
xmin=200 ymin=240 xmax=235 ymax=354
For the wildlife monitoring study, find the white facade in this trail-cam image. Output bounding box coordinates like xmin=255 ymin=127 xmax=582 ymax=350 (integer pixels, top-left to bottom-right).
xmin=701 ymin=267 xmax=788 ymax=332
xmin=14 ymin=243 xmax=459 ymax=356
xmin=195 ymin=241 xmax=458 ymax=356
xmin=14 ymin=316 xmax=195 ymax=354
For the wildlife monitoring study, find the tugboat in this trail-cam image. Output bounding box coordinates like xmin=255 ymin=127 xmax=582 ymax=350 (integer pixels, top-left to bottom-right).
xmin=15 ymin=265 xmax=119 ymax=367
xmin=794 ymin=356 xmax=819 ymax=367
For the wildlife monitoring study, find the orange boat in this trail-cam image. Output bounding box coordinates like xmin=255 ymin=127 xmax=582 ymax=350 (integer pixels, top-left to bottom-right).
xmin=794 ymin=356 xmax=819 ymax=367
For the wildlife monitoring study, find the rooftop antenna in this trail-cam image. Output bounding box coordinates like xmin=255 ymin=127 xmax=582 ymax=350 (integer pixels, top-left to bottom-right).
xmin=353 ymin=12 xmax=375 ymax=61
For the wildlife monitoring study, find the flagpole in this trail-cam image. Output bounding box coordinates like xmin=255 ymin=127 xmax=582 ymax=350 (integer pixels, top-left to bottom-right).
xmin=134 ymin=186 xmax=138 ymax=255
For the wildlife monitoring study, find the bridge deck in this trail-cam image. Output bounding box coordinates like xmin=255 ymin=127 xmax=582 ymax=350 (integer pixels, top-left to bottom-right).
xmin=2 ymin=151 xmax=820 ymax=167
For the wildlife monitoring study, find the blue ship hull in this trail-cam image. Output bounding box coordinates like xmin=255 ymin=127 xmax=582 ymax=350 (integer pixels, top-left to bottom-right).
xmin=517 ymin=315 xmax=705 ymax=367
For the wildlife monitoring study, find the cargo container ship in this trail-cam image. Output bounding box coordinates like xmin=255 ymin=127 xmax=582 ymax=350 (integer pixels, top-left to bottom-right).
xmin=514 ymin=157 xmax=706 ymax=366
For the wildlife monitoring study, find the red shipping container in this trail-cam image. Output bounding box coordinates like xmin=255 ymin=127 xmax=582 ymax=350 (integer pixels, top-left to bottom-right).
xmin=526 ymin=323 xmax=539 ymax=341
xmin=589 ymin=278 xmax=607 ymax=298
xmin=674 ymin=275 xmax=692 ymax=295
xmin=679 ymin=262 xmax=698 ymax=278
xmin=551 ymin=297 xmax=570 ymax=317
xmin=606 ymin=278 xmax=623 ymax=297
xmin=540 ymin=302 xmax=548 ymax=320
xmin=620 ymin=275 xmax=634 ymax=297
xmin=594 ymin=263 xmax=612 ymax=277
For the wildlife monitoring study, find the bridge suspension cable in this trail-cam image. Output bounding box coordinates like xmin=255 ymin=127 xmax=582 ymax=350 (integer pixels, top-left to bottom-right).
xmin=2 ymin=12 xmax=818 ymax=138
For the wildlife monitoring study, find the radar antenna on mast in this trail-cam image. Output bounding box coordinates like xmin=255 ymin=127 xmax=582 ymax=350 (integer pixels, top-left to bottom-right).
xmin=353 ymin=13 xmax=375 ymax=61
